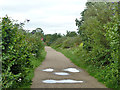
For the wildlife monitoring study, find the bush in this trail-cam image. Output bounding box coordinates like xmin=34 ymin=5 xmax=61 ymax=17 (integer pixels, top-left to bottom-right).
xmin=75 ymin=2 xmax=119 ymax=88
xmin=51 ymin=37 xmax=67 ymax=48
xmin=52 ymin=2 xmax=119 ymax=88
xmin=51 ymin=36 xmax=82 ymax=49
xmin=2 ymin=16 xmax=44 ymax=88
xmin=0 ymin=18 xmax=2 ymax=89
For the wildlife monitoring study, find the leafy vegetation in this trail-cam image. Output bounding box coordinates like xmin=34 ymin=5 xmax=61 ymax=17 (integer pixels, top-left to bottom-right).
xmin=66 ymin=31 xmax=77 ymax=37
xmin=1 ymin=1 xmax=119 ymax=89
xmin=44 ymin=31 xmax=78 ymax=46
xmin=44 ymin=33 xmax=62 ymax=46
xmin=2 ymin=16 xmax=46 ymax=88
xmin=0 ymin=17 xmax=2 ymax=89
xmin=51 ymin=2 xmax=119 ymax=89
xmin=51 ymin=36 xmax=82 ymax=49
xmin=20 ymin=50 xmax=46 ymax=88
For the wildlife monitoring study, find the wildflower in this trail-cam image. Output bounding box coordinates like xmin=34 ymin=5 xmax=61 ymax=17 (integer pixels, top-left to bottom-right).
xmin=18 ymin=78 xmax=22 ymax=82
xmin=32 ymin=54 xmax=36 ymax=56
xmin=41 ymin=38 xmax=44 ymax=41
xmin=112 ymin=13 xmax=115 ymax=15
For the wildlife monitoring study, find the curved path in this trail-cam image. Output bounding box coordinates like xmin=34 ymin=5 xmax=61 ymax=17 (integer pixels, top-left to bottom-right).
xmin=31 ymin=46 xmax=106 ymax=88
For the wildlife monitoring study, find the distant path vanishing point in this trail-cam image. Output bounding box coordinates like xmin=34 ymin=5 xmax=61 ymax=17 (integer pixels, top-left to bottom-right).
xmin=31 ymin=46 xmax=106 ymax=88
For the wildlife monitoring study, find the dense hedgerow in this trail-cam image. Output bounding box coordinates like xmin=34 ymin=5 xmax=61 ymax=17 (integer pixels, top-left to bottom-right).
xmin=51 ymin=36 xmax=82 ymax=49
xmin=62 ymin=36 xmax=82 ymax=48
xmin=2 ymin=16 xmax=44 ymax=88
xmin=52 ymin=2 xmax=119 ymax=88
xmin=75 ymin=2 xmax=119 ymax=88
xmin=44 ymin=33 xmax=62 ymax=46
xmin=0 ymin=18 xmax=2 ymax=88
xmin=51 ymin=37 xmax=67 ymax=48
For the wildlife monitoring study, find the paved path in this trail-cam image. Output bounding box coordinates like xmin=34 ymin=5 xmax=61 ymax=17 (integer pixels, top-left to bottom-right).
xmin=31 ymin=46 xmax=106 ymax=88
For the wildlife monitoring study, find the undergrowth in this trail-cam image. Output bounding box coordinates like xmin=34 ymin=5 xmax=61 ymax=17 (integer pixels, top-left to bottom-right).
xmin=20 ymin=50 xmax=46 ymax=88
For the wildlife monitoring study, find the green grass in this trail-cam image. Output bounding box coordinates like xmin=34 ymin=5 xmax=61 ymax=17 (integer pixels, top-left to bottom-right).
xmin=20 ymin=50 xmax=46 ymax=88
xmin=52 ymin=47 xmax=119 ymax=89
xmin=52 ymin=47 xmax=87 ymax=69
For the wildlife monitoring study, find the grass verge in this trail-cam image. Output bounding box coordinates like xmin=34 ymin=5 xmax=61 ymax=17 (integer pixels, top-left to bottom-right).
xmin=20 ymin=50 xmax=46 ymax=88
xmin=52 ymin=47 xmax=119 ymax=89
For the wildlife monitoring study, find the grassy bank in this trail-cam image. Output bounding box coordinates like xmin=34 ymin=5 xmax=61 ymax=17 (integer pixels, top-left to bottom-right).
xmin=52 ymin=47 xmax=119 ymax=89
xmin=20 ymin=50 xmax=46 ymax=88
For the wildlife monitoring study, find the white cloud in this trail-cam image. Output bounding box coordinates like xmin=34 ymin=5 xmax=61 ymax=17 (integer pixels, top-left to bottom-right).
xmin=0 ymin=0 xmax=87 ymax=34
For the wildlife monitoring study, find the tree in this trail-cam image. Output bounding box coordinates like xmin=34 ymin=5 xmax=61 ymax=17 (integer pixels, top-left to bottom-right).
xmin=44 ymin=33 xmax=62 ymax=46
xmin=66 ymin=31 xmax=77 ymax=37
xmin=31 ymin=28 xmax=44 ymax=38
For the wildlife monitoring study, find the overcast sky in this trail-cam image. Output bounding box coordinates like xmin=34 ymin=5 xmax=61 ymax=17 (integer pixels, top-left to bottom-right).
xmin=0 ymin=0 xmax=87 ymax=34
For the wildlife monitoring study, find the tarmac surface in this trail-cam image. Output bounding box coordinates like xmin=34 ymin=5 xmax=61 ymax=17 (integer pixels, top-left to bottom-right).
xmin=31 ymin=46 xmax=106 ymax=88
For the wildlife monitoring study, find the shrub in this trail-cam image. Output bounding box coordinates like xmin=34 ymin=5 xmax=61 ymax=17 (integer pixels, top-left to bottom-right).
xmin=51 ymin=37 xmax=67 ymax=48
xmin=2 ymin=16 xmax=44 ymax=88
xmin=52 ymin=36 xmax=82 ymax=49
xmin=52 ymin=2 xmax=119 ymax=88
